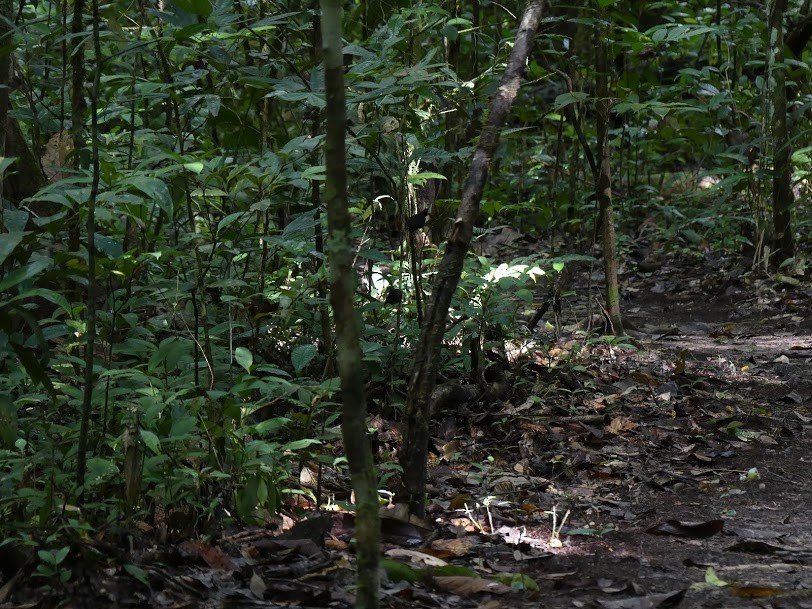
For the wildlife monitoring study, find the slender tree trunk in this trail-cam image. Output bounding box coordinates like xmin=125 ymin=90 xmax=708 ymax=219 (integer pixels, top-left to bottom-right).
xmin=68 ymin=0 xmax=86 ymax=251
xmin=768 ymin=0 xmax=795 ymax=264
xmin=399 ymin=0 xmax=544 ymax=517
xmin=320 ymin=2 xmax=380 ymax=607
xmin=594 ymin=10 xmax=624 ymax=335
xmin=0 ymin=0 xmax=11 ymax=207
xmin=76 ymin=0 xmax=101 ymax=501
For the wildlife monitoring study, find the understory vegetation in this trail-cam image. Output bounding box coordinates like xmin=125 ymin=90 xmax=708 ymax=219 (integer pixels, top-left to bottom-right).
xmin=0 ymin=0 xmax=810 ymax=602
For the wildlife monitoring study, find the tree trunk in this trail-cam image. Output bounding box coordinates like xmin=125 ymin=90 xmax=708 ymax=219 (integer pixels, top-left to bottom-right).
xmin=768 ymin=0 xmax=795 ymax=264
xmin=594 ymin=9 xmax=624 ymax=335
xmin=68 ymin=0 xmax=87 ymax=251
xmin=320 ymin=2 xmax=380 ymax=608
xmin=399 ymin=0 xmax=544 ymax=517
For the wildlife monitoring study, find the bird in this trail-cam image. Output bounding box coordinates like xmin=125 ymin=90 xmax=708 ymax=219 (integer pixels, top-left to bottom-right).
xmin=405 ymin=208 xmax=429 ymax=232
xmin=383 ymin=287 xmax=403 ymax=305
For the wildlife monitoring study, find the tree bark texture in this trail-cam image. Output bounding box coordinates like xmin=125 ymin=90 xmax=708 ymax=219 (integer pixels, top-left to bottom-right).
xmin=0 ymin=0 xmax=12 ymax=208
xmin=768 ymin=0 xmax=796 ymax=264
xmin=399 ymin=0 xmax=544 ymax=517
xmin=594 ymin=11 xmax=624 ymax=335
xmin=320 ymin=2 xmax=380 ymax=608
xmin=68 ymin=0 xmax=86 ymax=251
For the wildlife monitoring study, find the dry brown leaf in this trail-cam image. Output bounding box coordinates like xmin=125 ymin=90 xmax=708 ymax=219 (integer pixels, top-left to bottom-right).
xmin=430 ymin=538 xmax=475 ymax=557
xmin=433 ymin=576 xmax=512 ymax=596
xmin=607 ymin=416 xmax=638 ymax=434
xmin=386 ymin=548 xmax=448 ymax=567
xmin=249 ymin=572 xmax=266 ymax=599
xmin=41 ymin=131 xmax=73 ymax=182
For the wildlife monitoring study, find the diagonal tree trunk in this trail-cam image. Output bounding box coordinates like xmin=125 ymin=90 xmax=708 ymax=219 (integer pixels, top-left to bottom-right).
xmin=399 ymin=0 xmax=544 ymax=517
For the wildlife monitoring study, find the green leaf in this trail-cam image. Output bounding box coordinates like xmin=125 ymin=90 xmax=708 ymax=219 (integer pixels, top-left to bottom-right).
xmin=407 ymin=171 xmax=447 ymax=185
xmin=172 ymin=0 xmax=212 ymax=17
xmin=54 ymin=546 xmax=70 ymax=565
xmin=234 ymin=346 xmax=253 ymax=373
xmin=128 ymin=176 xmax=174 ymax=220
xmin=94 ymin=234 xmax=123 ymax=258
xmin=236 ymin=475 xmax=261 ymax=518
xmin=282 ymin=438 xmax=321 ymax=451
xmin=86 ymin=457 xmax=119 ymax=484
xmin=381 ymin=559 xmax=421 ymax=583
xmin=0 ymin=259 xmax=49 ymax=294
xmin=0 ymin=157 xmax=18 ymax=175
xmin=704 ymin=567 xmax=728 ymax=587
xmin=9 ymin=340 xmax=54 ymax=396
xmin=252 ymin=416 xmax=291 ymax=434
xmin=139 ymin=429 xmax=161 ymax=454
xmin=123 ymin=564 xmax=151 ymax=588
xmin=217 ymin=212 xmax=246 ymax=234
xmin=553 ymin=91 xmax=589 ymax=109
xmin=493 ymin=573 xmax=539 ymax=591
xmin=301 ymin=165 xmax=326 ymax=181
xmin=0 ymin=232 xmax=26 ymax=267
xmin=183 ymin=162 xmax=205 ymax=174
xmin=291 ymin=344 xmax=317 ymax=373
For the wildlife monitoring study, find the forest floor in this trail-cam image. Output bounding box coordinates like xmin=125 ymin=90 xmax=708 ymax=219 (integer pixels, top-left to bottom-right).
xmin=3 ymin=236 xmax=812 ymax=609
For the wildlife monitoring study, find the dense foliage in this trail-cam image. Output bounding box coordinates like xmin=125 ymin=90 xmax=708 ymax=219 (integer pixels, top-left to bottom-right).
xmin=0 ymin=0 xmax=809 ymax=589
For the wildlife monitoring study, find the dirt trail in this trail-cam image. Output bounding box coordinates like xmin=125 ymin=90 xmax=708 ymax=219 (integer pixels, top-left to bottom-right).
xmin=504 ymin=254 xmax=812 ymax=608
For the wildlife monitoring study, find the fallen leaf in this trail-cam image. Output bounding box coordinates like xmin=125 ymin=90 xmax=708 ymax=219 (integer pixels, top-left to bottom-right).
xmin=249 ymin=572 xmax=266 ymax=599
xmin=645 ymin=519 xmax=724 ymax=538
xmin=433 ymin=576 xmax=512 ymax=596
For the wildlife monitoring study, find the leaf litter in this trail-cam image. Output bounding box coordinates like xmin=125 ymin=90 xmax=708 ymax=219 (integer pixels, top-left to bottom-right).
xmin=5 ymin=249 xmax=812 ymax=608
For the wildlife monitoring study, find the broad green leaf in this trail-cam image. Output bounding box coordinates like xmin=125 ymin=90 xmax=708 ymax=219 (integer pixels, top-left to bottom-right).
xmin=516 ymin=288 xmax=534 ymax=304
xmin=236 ymin=475 xmax=261 ymax=517
xmin=54 ymin=546 xmax=70 ymax=565
xmin=128 ymin=176 xmax=174 ymax=220
xmin=381 ymin=559 xmax=421 ymax=583
xmin=10 ymin=341 xmax=54 ymax=396
xmin=0 ymin=259 xmax=49 ymax=294
xmin=86 ymin=457 xmax=119 ymax=484
xmin=407 ymin=171 xmax=447 ymax=185
xmin=95 ymin=234 xmax=123 ymax=258
xmin=139 ymin=429 xmax=161 ymax=454
xmin=217 ymin=212 xmax=246 ymax=234
xmin=123 ymin=564 xmax=151 ymax=587
xmin=0 ymin=157 xmax=18 ymax=175
xmin=0 ymin=232 xmax=26 ymax=266
xmin=554 ymin=91 xmax=589 ymax=109
xmin=282 ymin=438 xmax=321 ymax=451
xmin=3 ymin=208 xmax=29 ymax=232
xmin=172 ymin=0 xmax=212 ymax=17
xmin=252 ymin=416 xmax=291 ymax=434
xmin=291 ymin=344 xmax=317 ymax=373
xmin=301 ymin=165 xmax=326 ymax=180
xmin=169 ymin=415 xmax=197 ymax=439
xmin=234 ymin=346 xmax=253 ymax=373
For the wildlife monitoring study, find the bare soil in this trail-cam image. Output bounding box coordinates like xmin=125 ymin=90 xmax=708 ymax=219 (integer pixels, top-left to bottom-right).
xmin=3 ymin=247 xmax=812 ymax=609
